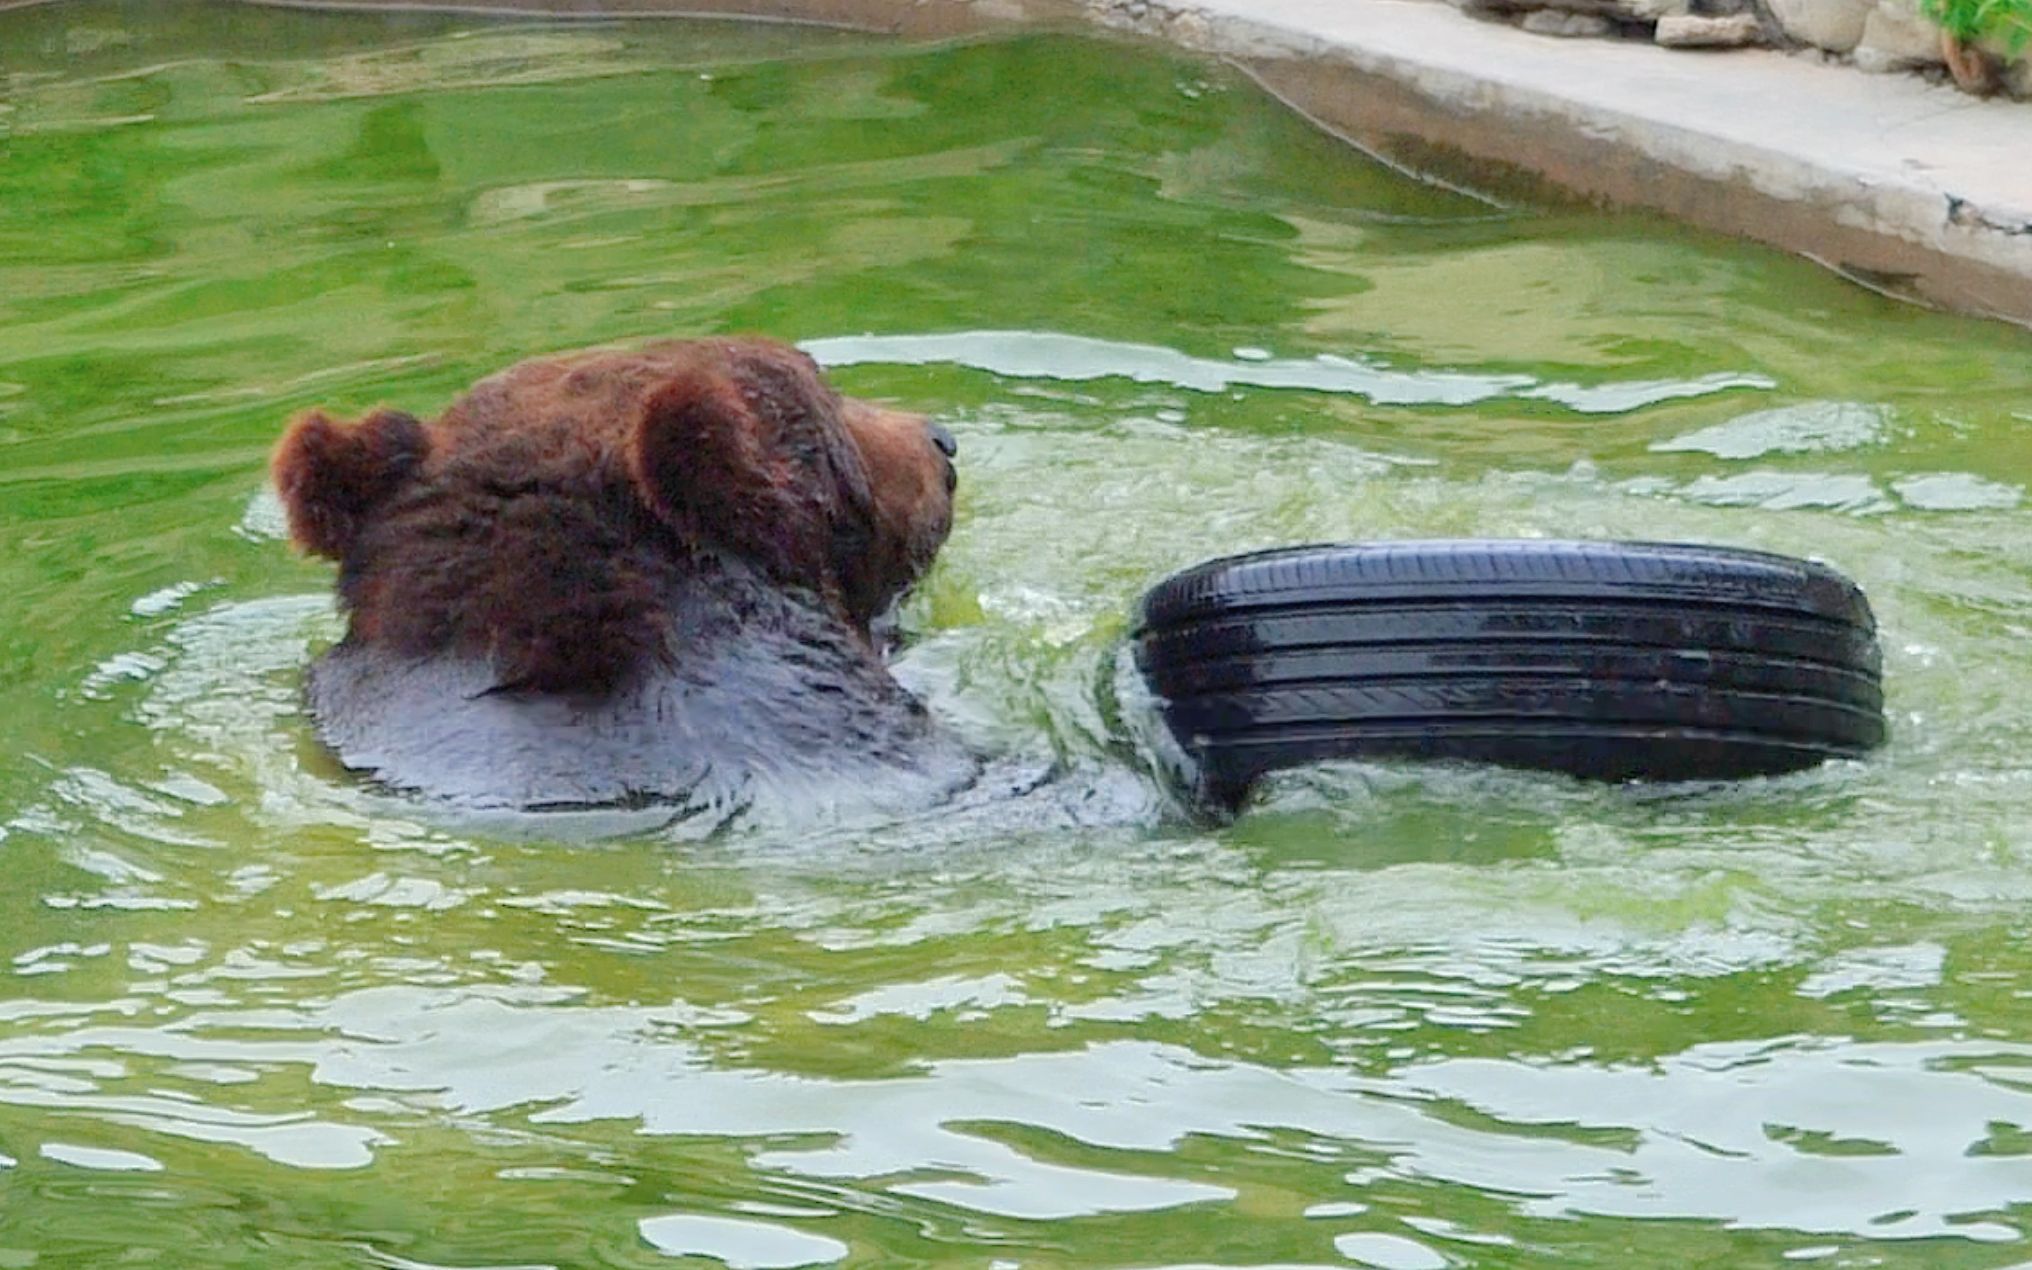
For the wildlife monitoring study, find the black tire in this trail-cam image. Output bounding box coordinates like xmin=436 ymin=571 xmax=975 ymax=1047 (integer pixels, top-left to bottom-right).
xmin=1131 ymin=540 xmax=1884 ymax=810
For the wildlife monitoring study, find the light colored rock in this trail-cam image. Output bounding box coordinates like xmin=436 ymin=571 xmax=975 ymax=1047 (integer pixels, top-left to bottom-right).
xmin=1163 ymin=6 xmax=1216 ymax=46
xmin=1472 ymin=0 xmax=1685 ymax=23
xmin=2009 ymin=56 xmax=2032 ymax=99
xmin=1522 ymin=8 xmax=1615 ymax=35
xmin=1764 ymin=0 xmax=1873 ymax=52
xmin=1655 ymin=11 xmax=1762 ymax=44
xmin=1853 ymin=0 xmax=1944 ymax=69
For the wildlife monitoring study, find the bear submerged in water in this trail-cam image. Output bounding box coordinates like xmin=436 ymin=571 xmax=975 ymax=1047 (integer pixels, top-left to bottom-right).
xmin=272 ymin=336 xmax=974 ymax=820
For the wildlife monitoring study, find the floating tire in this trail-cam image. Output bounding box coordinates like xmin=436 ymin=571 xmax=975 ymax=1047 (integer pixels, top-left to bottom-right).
xmin=1131 ymin=540 xmax=1885 ymax=811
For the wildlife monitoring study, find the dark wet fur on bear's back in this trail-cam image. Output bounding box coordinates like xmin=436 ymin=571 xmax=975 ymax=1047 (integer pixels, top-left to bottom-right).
xmin=306 ymin=564 xmax=976 ymax=816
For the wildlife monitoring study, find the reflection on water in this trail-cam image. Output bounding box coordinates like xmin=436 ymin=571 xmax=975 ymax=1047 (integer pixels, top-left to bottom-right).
xmin=18 ymin=979 xmax=2032 ymax=1236
xmin=806 ymin=330 xmax=1776 ymax=411
xmin=5 ymin=2 xmax=2032 ymax=1267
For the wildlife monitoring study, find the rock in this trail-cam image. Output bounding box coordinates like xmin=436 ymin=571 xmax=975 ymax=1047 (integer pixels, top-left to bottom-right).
xmin=1940 ymin=30 xmax=2006 ymax=91
xmin=1164 ymin=7 xmax=1215 ymax=47
xmin=1471 ymin=0 xmax=1686 ymax=23
xmin=1522 ymin=9 xmax=1617 ymax=35
xmin=2008 ymin=56 xmax=2032 ymax=99
xmin=1655 ymin=11 xmax=1763 ymax=43
xmin=1764 ymin=0 xmax=1874 ymax=51
xmin=1852 ymin=0 xmax=1944 ymax=69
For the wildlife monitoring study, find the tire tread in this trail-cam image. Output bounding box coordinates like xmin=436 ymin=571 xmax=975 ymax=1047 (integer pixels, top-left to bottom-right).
xmin=1131 ymin=540 xmax=1886 ymax=806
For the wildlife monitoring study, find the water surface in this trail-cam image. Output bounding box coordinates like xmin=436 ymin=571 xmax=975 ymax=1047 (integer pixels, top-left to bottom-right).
xmin=5 ymin=3 xmax=2032 ymax=1266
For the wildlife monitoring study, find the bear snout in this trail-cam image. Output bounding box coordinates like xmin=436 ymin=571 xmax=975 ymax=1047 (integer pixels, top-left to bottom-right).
xmin=928 ymin=421 xmax=958 ymax=459
xmin=928 ymin=422 xmax=959 ymax=492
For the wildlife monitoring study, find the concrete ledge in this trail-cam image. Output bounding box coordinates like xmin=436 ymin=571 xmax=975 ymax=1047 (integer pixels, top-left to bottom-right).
xmin=1101 ymin=0 xmax=2032 ymax=327
xmin=12 ymin=0 xmax=2032 ymax=324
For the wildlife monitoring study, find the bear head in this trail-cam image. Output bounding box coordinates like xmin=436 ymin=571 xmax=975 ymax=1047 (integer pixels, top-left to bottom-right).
xmin=271 ymin=337 xmax=958 ymax=699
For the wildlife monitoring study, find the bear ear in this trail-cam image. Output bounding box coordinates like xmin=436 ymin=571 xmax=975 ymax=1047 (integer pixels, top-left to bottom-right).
xmin=625 ymin=371 xmax=829 ymax=584
xmin=271 ymin=407 xmax=429 ymax=559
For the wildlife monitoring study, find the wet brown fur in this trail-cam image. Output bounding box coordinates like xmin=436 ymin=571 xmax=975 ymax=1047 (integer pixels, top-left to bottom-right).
xmin=272 ymin=337 xmax=955 ymax=699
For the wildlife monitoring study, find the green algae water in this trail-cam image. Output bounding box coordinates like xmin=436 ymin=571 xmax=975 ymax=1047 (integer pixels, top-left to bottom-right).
xmin=6 ymin=2 xmax=2032 ymax=1264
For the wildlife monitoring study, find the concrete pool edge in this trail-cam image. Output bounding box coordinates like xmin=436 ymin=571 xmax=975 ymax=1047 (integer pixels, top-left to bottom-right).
xmin=15 ymin=0 xmax=2032 ymax=325
xmin=1110 ymin=0 xmax=2032 ymax=330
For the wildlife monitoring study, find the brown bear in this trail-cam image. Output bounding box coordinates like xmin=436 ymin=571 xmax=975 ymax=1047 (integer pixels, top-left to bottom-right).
xmin=271 ymin=336 xmax=975 ymax=820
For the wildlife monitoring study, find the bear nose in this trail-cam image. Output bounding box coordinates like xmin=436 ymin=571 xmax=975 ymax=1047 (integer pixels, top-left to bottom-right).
xmin=927 ymin=422 xmax=958 ymax=459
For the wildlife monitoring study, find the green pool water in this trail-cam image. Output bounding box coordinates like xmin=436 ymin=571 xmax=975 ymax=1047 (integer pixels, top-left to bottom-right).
xmin=6 ymin=2 xmax=2032 ymax=1265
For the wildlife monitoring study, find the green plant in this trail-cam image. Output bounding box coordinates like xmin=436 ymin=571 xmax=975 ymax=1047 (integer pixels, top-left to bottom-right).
xmin=1919 ymin=0 xmax=2032 ymax=54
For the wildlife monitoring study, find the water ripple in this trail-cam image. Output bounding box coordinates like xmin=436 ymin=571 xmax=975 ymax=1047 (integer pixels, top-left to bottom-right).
xmin=805 ymin=331 xmax=1773 ymax=413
